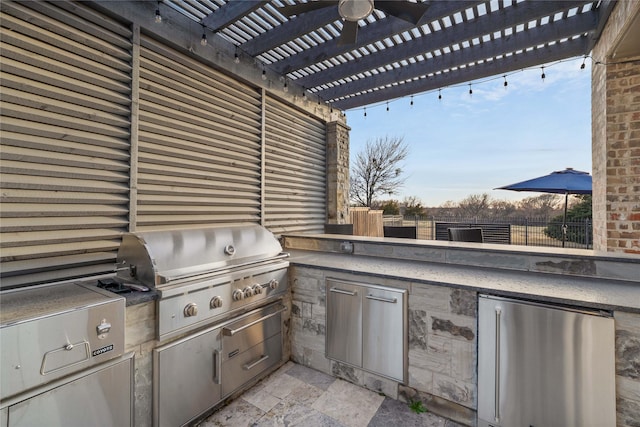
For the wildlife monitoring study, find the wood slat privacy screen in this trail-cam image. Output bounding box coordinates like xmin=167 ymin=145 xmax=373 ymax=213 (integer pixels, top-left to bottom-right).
xmin=265 ymin=96 xmax=327 ymax=235
xmin=0 ymin=1 xmax=328 ymax=288
xmin=0 ymin=1 xmax=133 ymax=288
xmin=137 ymin=36 xmax=263 ymax=230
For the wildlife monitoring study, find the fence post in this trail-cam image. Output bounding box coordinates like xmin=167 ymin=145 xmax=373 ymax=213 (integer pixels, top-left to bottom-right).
xmin=585 ymin=218 xmax=590 ymax=249
xmin=525 ymin=218 xmax=529 ymax=246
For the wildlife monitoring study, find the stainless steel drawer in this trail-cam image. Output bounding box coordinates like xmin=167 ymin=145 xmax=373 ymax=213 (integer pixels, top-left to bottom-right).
xmin=222 ymin=333 xmax=282 ymax=396
xmin=221 ymin=303 xmax=284 ymax=362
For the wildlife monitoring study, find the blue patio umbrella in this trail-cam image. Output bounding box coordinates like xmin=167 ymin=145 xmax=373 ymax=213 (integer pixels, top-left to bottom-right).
xmin=495 ymin=168 xmax=592 ymax=247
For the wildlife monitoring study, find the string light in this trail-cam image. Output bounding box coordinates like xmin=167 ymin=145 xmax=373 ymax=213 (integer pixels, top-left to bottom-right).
xmin=302 ymin=88 xmax=307 ymax=99
xmin=200 ymin=25 xmax=207 ymax=46
xmin=438 ymin=88 xmax=442 ymax=100
xmin=155 ymin=1 xmax=162 ymax=23
xmin=262 ymin=68 xmax=267 ymax=80
xmin=503 ymin=75 xmax=508 ymax=88
xmin=283 ymin=80 xmax=288 ymax=92
xmin=386 ymin=101 xmax=389 ymax=112
xmin=580 ymin=56 xmax=587 ymax=69
xmin=468 ymin=83 xmax=472 ymax=96
xmin=541 ymin=66 xmax=546 ymax=80
xmin=410 ymin=95 xmax=414 ymax=107
xmin=364 ymin=107 xmax=367 ymax=117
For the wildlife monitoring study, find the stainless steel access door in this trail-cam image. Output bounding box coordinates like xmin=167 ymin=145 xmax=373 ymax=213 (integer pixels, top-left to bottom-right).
xmin=154 ymin=326 xmax=222 ymax=427
xmin=363 ymin=286 xmax=407 ymax=383
xmin=326 ymin=280 xmax=362 ymax=367
xmin=477 ymin=295 xmax=616 ymax=427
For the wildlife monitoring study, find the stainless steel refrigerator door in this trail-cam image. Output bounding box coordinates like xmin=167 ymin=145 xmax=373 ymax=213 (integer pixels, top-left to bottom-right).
xmin=478 ymin=295 xmax=616 ymax=427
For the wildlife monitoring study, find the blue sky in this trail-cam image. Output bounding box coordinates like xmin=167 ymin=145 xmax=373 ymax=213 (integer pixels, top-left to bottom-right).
xmin=345 ymin=57 xmax=592 ymax=207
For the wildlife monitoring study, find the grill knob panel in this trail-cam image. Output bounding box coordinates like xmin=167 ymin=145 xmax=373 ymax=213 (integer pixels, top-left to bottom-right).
xmin=210 ymin=296 xmax=223 ymax=309
xmin=184 ymin=303 xmax=198 ymax=317
xmin=269 ymin=279 xmax=279 ymax=290
xmin=252 ymin=284 xmax=263 ymax=295
xmin=243 ymin=286 xmax=254 ymax=298
xmin=232 ymin=290 xmax=244 ymax=301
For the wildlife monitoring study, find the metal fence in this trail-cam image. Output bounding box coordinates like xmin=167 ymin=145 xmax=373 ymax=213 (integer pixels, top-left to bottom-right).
xmin=383 ymin=215 xmax=593 ymax=249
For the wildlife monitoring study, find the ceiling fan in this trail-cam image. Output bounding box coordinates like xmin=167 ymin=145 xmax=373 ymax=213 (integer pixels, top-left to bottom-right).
xmin=280 ymin=0 xmax=430 ymax=45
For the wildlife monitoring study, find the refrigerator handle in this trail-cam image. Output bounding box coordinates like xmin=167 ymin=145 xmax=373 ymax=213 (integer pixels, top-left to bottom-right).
xmin=495 ymin=307 xmax=502 ymax=423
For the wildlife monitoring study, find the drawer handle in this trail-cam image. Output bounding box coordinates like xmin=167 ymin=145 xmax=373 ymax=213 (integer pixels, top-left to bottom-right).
xmin=366 ymin=294 xmax=397 ymax=304
xmin=222 ymin=305 xmax=286 ymax=336
xmin=329 ymin=287 xmax=357 ymax=296
xmin=495 ymin=307 xmax=502 ymax=423
xmin=243 ymin=354 xmax=269 ymax=371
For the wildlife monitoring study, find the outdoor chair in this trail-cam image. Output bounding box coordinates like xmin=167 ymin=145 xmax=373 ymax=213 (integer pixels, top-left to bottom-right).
xmin=448 ymin=227 xmax=484 ymax=243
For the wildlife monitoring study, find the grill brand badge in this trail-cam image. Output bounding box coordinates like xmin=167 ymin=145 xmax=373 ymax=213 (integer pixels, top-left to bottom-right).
xmin=92 ymin=344 xmax=114 ymax=357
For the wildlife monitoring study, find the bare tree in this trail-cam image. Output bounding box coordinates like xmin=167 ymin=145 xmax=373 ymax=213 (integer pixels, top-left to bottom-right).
xmin=458 ymin=193 xmax=492 ymax=218
xmin=350 ymin=136 xmax=409 ymax=207
xmin=518 ymin=194 xmax=563 ymax=217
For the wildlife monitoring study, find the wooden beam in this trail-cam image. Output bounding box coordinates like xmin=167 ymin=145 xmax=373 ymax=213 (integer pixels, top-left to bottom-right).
xmin=332 ymin=36 xmax=589 ymax=110
xmin=317 ymin=10 xmax=596 ymax=100
xmin=242 ymin=7 xmax=340 ymax=56
xmin=295 ymin=0 xmax=591 ymax=88
xmin=201 ymin=1 xmax=268 ymax=31
xmin=271 ymin=0 xmax=479 ymax=75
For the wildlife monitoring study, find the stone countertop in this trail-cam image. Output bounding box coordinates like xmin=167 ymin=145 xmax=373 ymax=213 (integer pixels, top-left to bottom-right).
xmin=287 ymin=249 xmax=640 ymax=313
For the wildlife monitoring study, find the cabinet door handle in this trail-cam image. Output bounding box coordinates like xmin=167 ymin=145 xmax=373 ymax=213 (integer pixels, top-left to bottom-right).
xmin=494 ymin=307 xmax=502 ymax=423
xmin=366 ymin=294 xmax=397 ymax=304
xmin=213 ymin=349 xmax=221 ymax=384
xmin=329 ymin=287 xmax=357 ymax=296
xmin=243 ymin=354 xmax=269 ymax=371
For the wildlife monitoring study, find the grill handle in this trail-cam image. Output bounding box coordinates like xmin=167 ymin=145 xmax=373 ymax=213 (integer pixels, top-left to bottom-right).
xmin=222 ymin=305 xmax=287 ymax=336
xmin=157 ymin=253 xmax=290 ymax=284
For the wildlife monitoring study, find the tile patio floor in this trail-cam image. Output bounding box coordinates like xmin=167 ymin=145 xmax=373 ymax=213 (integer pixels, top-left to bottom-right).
xmin=198 ymin=362 xmax=463 ymax=427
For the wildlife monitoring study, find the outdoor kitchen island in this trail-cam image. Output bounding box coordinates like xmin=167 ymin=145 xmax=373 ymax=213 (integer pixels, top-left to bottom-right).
xmin=281 ymin=233 xmax=640 ymax=427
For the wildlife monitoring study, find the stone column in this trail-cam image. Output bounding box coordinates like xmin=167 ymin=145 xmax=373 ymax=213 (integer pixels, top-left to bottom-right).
xmin=591 ymin=1 xmax=640 ymax=253
xmin=326 ymin=120 xmax=351 ymax=224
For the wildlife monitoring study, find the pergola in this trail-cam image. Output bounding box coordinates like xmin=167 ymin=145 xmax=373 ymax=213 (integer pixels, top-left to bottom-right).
xmin=157 ymin=0 xmax=615 ymax=110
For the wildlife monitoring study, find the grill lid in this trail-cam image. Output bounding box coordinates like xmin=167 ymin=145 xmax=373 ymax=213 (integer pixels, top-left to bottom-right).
xmin=116 ymin=225 xmax=284 ymax=286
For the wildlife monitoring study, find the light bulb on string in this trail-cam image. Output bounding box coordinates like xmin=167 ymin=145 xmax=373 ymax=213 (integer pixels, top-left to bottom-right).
xmin=580 ymin=57 xmax=587 ymax=69
xmin=438 ymin=88 xmax=442 ymax=100
xmin=468 ymin=84 xmax=473 ymax=96
xmin=283 ymin=80 xmax=288 ymax=92
xmin=302 ymin=88 xmax=307 ymax=100
xmin=386 ymin=101 xmax=389 ymax=112
xmin=364 ymin=107 xmax=367 ymax=118
xmin=541 ymin=66 xmax=546 ymax=81
xmin=262 ymin=69 xmax=267 ymax=80
xmin=155 ymin=1 xmax=162 ymax=23
xmin=234 ymin=48 xmax=240 ymax=64
xmin=503 ymin=75 xmax=508 ymax=88
xmin=410 ymin=95 xmax=414 ymax=107
xmin=200 ymin=25 xmax=207 ymax=46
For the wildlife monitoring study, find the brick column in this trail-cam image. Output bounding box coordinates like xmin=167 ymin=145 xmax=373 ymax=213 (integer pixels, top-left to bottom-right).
xmin=326 ymin=120 xmax=351 ymax=223
xmin=591 ymin=1 xmax=640 ymax=253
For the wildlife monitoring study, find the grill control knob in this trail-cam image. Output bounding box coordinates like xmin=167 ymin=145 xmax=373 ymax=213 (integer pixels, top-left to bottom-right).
xmin=232 ymin=289 xmax=244 ymax=301
xmin=243 ymin=286 xmax=254 ymax=298
xmin=269 ymin=279 xmax=279 ymax=290
xmin=210 ymin=296 xmax=223 ymax=309
xmin=252 ymin=284 xmax=263 ymax=295
xmin=184 ymin=303 xmax=198 ymax=317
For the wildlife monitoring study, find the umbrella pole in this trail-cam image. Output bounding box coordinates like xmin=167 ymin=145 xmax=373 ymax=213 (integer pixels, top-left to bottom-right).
xmin=562 ymin=192 xmax=568 ymax=248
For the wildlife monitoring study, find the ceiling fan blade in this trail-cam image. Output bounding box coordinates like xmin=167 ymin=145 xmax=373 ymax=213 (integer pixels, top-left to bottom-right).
xmin=338 ymin=20 xmax=359 ymax=46
xmin=375 ymin=1 xmax=430 ymax=25
xmin=279 ymin=1 xmax=336 ymax=17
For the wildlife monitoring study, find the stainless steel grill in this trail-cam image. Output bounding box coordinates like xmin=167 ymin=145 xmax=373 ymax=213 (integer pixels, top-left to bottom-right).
xmin=116 ymin=224 xmax=289 ymax=341
xmin=116 ymin=224 xmax=289 ymax=426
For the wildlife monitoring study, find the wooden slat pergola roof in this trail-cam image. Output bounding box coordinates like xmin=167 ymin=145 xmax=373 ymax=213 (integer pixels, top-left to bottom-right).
xmin=160 ymin=0 xmax=614 ymax=110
